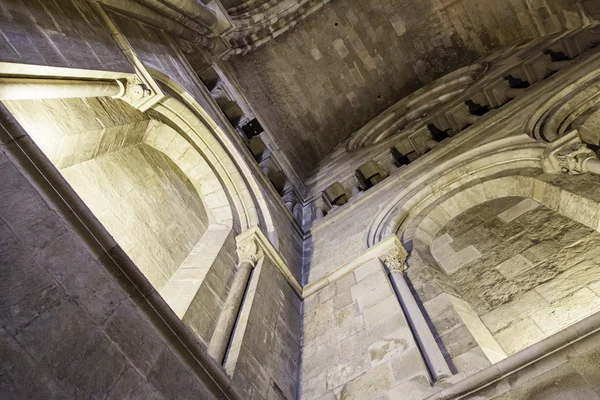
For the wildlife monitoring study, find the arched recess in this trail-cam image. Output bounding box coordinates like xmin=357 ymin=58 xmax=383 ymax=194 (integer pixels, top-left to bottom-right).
xmin=2 ymin=70 xmax=278 ymax=345
xmin=367 ymin=136 xmax=546 ymax=247
xmin=146 ymin=69 xmax=277 ymax=244
xmin=368 ymin=138 xmax=600 ymax=376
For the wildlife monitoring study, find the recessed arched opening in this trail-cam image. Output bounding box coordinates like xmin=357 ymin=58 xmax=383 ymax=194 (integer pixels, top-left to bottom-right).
xmin=404 ymin=173 xmax=600 ymax=374
xmin=2 ymin=94 xmax=242 ymax=345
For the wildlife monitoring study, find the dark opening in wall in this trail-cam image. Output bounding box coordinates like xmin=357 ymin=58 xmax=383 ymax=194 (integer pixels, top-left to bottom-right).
xmin=465 ymin=99 xmax=491 ymax=116
xmin=197 ymin=66 xmax=220 ymax=91
xmin=216 ymin=98 xmax=245 ymax=127
xmin=391 ymin=147 xmax=413 ymax=166
xmin=428 ymin=124 xmax=450 ymax=142
xmin=544 ymin=49 xmax=570 ymax=62
xmin=247 ymin=137 xmax=267 ymax=162
xmin=504 ymin=74 xmax=530 ymax=89
xmin=241 ymin=118 xmax=264 ymax=139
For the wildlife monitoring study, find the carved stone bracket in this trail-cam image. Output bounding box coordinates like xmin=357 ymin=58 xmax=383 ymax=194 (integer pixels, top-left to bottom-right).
xmin=542 ymin=130 xmax=598 ymax=175
xmin=555 ymin=143 xmax=596 ymax=175
xmin=115 ymin=75 xmax=153 ymax=107
xmin=380 ymin=248 xmax=408 ymax=274
xmin=236 ymin=237 xmax=265 ymax=266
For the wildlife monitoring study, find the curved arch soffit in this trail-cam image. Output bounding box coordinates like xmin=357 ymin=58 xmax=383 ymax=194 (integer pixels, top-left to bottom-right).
xmin=367 ymin=136 xmax=546 ymax=247
xmin=527 ymin=68 xmax=600 ymax=143
xmin=346 ymin=63 xmax=489 ymax=152
xmin=142 ymin=122 xmax=233 ymax=230
xmin=406 ymin=173 xmax=600 ymax=251
xmin=147 ymin=69 xmax=276 ymax=240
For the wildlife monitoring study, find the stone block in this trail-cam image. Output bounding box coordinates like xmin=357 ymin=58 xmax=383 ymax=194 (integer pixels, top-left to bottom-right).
xmin=301 ymin=371 xmax=327 ymax=400
xmin=481 ymin=290 xmax=548 ymax=334
xmin=104 ymin=302 xmax=166 ymax=375
xmin=387 ymin=372 xmax=434 ymax=400
xmin=368 ymin=329 xmax=412 ymax=368
xmin=390 ymin=346 xmax=427 ymax=382
xmin=350 ymin=269 xmax=387 ymax=300
xmin=530 ymin=288 xmax=600 ymax=336
xmin=452 ymin=346 xmax=491 ymax=376
xmin=14 ymin=297 xmax=100 ymax=380
xmin=521 ymin=239 xmax=561 ymax=264
xmin=363 ymin=296 xmax=400 ymax=327
xmin=302 ymin=343 xmax=340 ymax=381
xmin=0 ymin=327 xmax=73 ymax=400
xmin=497 ymin=198 xmax=540 ymax=223
xmin=495 ymin=254 xmax=536 ymax=279
xmin=496 ymin=318 xmax=546 ymax=355
xmin=337 ymin=363 xmax=393 ymax=400
xmin=326 ymin=353 xmax=370 ymax=391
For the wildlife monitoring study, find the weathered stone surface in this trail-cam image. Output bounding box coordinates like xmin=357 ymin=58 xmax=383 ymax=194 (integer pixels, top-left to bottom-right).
xmin=337 ymin=363 xmax=393 ymax=400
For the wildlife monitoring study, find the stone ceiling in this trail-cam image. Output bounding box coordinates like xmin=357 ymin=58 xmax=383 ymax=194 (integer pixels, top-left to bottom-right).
xmin=224 ymin=0 xmax=595 ymax=180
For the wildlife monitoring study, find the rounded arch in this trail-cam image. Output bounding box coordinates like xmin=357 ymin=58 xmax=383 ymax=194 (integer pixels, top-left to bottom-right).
xmin=527 ymin=68 xmax=600 ymax=142
xmin=367 ymin=136 xmax=545 ymax=247
xmin=147 ymin=69 xmax=277 ymax=242
xmin=143 ymin=121 xmax=233 ymax=230
xmin=346 ymin=63 xmax=489 ymax=151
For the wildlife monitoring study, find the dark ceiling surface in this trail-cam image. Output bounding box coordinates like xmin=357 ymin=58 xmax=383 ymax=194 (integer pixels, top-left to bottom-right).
xmin=225 ymin=0 xmax=595 ymax=180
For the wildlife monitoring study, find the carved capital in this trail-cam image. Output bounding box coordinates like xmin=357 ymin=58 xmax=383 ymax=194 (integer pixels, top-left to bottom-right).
xmin=380 ymin=249 xmax=407 ymax=273
xmin=542 ymin=130 xmax=598 ymax=175
xmin=554 ymin=143 xmax=596 ymax=175
xmin=236 ymin=238 xmax=264 ymax=265
xmin=115 ymin=76 xmax=153 ymax=105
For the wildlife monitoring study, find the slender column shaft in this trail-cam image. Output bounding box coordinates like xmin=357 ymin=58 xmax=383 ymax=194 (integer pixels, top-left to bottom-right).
xmin=424 ymin=138 xmax=439 ymax=150
xmin=314 ymin=207 xmax=324 ymax=220
xmin=285 ymin=200 xmax=294 ymax=212
xmin=0 ymin=78 xmax=122 ymax=101
xmin=208 ymin=260 xmax=254 ymax=364
xmin=584 ymin=158 xmax=600 ymax=175
xmin=461 ymin=113 xmax=481 ymax=125
xmin=388 ymin=270 xmax=452 ymax=381
xmin=547 ymin=59 xmax=575 ymax=72
xmin=502 ymin=87 xmax=527 ymax=99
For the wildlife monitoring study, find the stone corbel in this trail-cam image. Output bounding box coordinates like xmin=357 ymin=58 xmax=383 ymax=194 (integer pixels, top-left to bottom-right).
xmin=542 ymin=130 xmax=598 ymax=175
xmin=380 ymin=247 xmax=409 ymax=274
xmin=235 ymin=226 xmax=302 ymax=296
xmin=114 ymin=75 xmax=155 ymax=110
xmin=236 ymin=236 xmax=265 ymax=266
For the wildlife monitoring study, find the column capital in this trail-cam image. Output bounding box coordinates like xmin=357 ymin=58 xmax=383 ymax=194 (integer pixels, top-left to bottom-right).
xmin=115 ymin=75 xmax=153 ymax=107
xmin=234 ymin=226 xmax=302 ymax=296
xmin=380 ymin=248 xmax=408 ymax=273
xmin=236 ymin=237 xmax=264 ymax=265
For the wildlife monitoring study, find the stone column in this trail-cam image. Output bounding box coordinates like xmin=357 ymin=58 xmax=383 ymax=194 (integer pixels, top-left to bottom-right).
xmin=547 ymin=59 xmax=574 ymax=72
xmin=461 ymin=113 xmax=481 ymax=125
xmin=424 ymin=138 xmax=440 ymax=150
xmin=502 ymin=87 xmax=527 ymax=99
xmin=208 ymin=238 xmax=263 ymax=364
xmin=0 ymin=76 xmax=153 ymax=106
xmin=0 ymin=77 xmax=123 ymax=100
xmin=381 ymin=249 xmax=452 ymax=382
xmin=314 ymin=206 xmax=325 ymax=220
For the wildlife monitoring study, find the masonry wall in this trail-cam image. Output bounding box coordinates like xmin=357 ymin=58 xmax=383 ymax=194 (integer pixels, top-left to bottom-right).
xmin=301 ymin=258 xmax=430 ymax=400
xmin=225 ymin=0 xmax=597 ymax=178
xmin=225 ymin=256 xmax=302 ymax=400
xmin=0 ymin=0 xmax=131 ymax=72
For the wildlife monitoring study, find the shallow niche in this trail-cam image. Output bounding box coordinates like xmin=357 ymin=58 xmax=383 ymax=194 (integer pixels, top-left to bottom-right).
xmin=430 ymin=196 xmax=600 ymax=361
